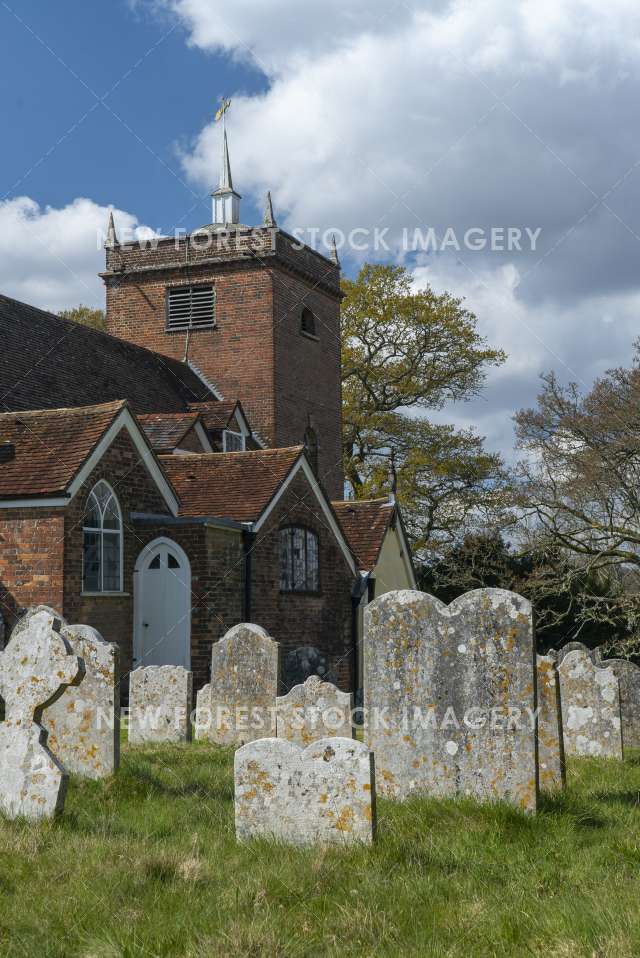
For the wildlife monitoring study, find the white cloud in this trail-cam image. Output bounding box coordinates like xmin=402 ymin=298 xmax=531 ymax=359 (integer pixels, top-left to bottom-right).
xmin=156 ymin=0 xmax=640 ymax=458
xmin=0 ymin=197 xmax=153 ymax=313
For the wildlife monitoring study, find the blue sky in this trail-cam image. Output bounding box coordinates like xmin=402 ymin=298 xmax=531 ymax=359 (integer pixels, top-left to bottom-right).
xmin=0 ymin=0 xmax=265 ymax=233
xmin=2 ymin=0 xmax=640 ymax=460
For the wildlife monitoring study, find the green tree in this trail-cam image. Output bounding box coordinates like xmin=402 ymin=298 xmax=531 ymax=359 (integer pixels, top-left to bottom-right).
xmin=341 ymin=264 xmax=508 ymax=558
xmin=58 ymin=304 xmax=106 ymax=332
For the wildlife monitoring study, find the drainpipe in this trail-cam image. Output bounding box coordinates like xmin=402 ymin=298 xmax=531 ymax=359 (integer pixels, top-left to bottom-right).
xmin=350 ymin=572 xmax=370 ymax=699
xmin=242 ymin=526 xmax=255 ymax=621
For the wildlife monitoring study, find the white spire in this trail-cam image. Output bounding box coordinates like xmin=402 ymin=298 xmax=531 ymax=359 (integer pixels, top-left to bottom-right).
xmin=105 ymin=210 xmax=119 ymax=247
xmin=212 ymin=103 xmax=241 ymax=226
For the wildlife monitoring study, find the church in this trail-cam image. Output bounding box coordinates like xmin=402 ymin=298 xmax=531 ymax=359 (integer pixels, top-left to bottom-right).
xmin=0 ymin=128 xmax=415 ymax=693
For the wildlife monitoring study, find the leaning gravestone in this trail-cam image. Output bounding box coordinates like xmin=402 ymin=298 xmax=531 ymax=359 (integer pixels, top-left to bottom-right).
xmin=128 ymin=666 xmax=192 ymax=744
xmin=195 ymin=623 xmax=279 ymax=745
xmin=364 ymin=589 xmax=538 ymax=812
xmin=235 ymin=737 xmax=375 ymax=845
xmin=536 ymin=655 xmax=565 ymax=791
xmin=276 ymin=675 xmax=353 ymax=746
xmin=0 ymin=610 xmax=83 ymax=819
xmin=558 ymin=650 xmax=622 ymax=759
xmin=592 ymin=650 xmax=640 ymax=751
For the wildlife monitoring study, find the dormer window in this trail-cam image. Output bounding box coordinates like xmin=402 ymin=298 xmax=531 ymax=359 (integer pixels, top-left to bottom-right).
xmin=223 ymin=429 xmax=245 ymax=452
xmin=301 ymin=307 xmax=317 ymax=338
xmin=166 ymin=284 xmax=215 ymax=331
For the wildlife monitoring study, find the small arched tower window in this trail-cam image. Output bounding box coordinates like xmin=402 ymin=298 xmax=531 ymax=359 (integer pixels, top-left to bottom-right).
xmin=82 ymin=480 xmax=123 ymax=593
xmin=304 ymin=427 xmax=318 ymax=475
xmin=301 ymin=307 xmax=317 ymax=337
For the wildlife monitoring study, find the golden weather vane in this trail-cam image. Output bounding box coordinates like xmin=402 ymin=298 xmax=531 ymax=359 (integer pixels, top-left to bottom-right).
xmin=215 ymin=97 xmax=232 ymax=122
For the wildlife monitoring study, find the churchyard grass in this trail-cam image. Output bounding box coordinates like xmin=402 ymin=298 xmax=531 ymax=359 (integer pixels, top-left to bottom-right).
xmin=1 ymin=743 xmax=640 ymax=957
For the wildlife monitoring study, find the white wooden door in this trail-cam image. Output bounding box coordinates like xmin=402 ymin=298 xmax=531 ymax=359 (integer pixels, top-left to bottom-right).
xmin=135 ymin=539 xmax=191 ymax=668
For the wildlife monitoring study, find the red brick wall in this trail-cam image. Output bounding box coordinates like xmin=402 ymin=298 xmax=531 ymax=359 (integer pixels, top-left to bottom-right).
xmin=0 ymin=510 xmax=65 ymax=629
xmin=248 ymin=470 xmax=354 ymax=690
xmin=61 ymin=428 xmax=243 ymax=689
xmin=272 ymin=271 xmax=343 ymax=498
xmin=62 ymin=428 xmax=171 ymax=676
xmin=106 ymin=262 xmax=277 ymax=445
xmin=103 ymin=230 xmax=344 ymax=497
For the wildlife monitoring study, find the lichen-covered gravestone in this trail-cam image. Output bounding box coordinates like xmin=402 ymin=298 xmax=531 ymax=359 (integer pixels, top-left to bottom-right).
xmin=128 ymin=666 xmax=192 ymax=744
xmin=195 ymin=623 xmax=279 ymax=745
xmin=558 ymin=650 xmax=622 ymax=759
xmin=276 ymin=675 xmax=353 ymax=746
xmin=364 ymin=589 xmax=538 ymax=811
xmin=0 ymin=610 xmax=83 ymax=819
xmin=592 ymin=650 xmax=640 ymax=751
xmin=39 ymin=621 xmax=119 ymax=779
xmin=235 ymin=737 xmax=375 ymax=845
xmin=536 ymin=655 xmax=565 ymax=791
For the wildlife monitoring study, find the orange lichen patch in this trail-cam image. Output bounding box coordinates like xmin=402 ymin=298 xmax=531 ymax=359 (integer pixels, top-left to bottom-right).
xmin=319 ymin=793 xmax=329 ymax=804
xmin=334 ymin=806 xmax=354 ymax=833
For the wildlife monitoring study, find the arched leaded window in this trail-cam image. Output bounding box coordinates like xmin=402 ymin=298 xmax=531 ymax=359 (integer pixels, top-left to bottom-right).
xmin=279 ymin=526 xmax=320 ymax=593
xmin=82 ymin=480 xmax=123 ymax=593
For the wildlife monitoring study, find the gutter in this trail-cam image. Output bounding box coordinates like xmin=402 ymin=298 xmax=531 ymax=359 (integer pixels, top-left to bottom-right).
xmin=242 ymin=524 xmax=256 ymax=621
xmin=130 ymin=511 xmax=243 ymax=532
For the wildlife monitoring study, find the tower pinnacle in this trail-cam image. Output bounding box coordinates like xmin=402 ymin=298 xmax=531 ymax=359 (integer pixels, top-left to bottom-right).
xmin=212 ymin=98 xmax=241 ymax=226
xmin=105 ymin=210 xmax=119 ymax=248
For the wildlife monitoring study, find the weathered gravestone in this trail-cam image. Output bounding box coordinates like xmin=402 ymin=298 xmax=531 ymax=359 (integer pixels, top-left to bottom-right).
xmin=558 ymin=650 xmax=622 ymax=759
xmin=0 ymin=610 xmax=83 ymax=819
xmin=195 ymin=623 xmax=279 ymax=745
xmin=552 ymin=641 xmax=593 ymax=666
xmin=592 ymin=650 xmax=640 ymax=751
xmin=129 ymin=665 xmax=192 ymax=744
xmin=235 ymin=737 xmax=375 ymax=845
xmin=12 ymin=608 xmax=120 ymax=780
xmin=276 ymin=675 xmax=353 ymax=746
xmin=536 ymin=655 xmax=565 ymax=791
xmin=364 ymin=589 xmax=538 ymax=811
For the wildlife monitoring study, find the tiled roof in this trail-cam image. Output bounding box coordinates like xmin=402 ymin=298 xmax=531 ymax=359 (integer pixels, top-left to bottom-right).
xmin=0 ymin=293 xmax=213 ymax=415
xmin=160 ymin=446 xmax=304 ymax=522
xmin=138 ymin=413 xmax=202 ymax=453
xmin=188 ymin=400 xmax=242 ymax=430
xmin=331 ymin=498 xmax=394 ymax=570
xmin=0 ymin=400 xmax=127 ymax=498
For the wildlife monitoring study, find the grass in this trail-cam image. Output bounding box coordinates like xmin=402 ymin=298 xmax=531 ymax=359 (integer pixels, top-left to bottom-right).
xmin=1 ymin=745 xmax=640 ymax=958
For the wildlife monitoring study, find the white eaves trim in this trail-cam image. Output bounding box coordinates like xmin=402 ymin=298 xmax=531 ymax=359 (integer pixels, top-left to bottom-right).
xmin=0 ymin=407 xmax=180 ymax=515
xmin=194 ymin=419 xmax=213 ymax=453
xmin=187 ymin=361 xmax=224 ymax=400
xmin=394 ymin=516 xmax=418 ymax=589
xmin=253 ymin=455 xmax=357 ymax=576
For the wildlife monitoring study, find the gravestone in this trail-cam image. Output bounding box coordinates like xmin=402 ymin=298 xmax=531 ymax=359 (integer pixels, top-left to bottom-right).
xmin=282 ymin=646 xmax=337 ymax=692
xmin=536 ymin=654 xmax=565 ymax=791
xmin=276 ymin=675 xmax=353 ymax=746
xmin=128 ymin=666 xmax=192 ymax=744
xmin=558 ymin=650 xmax=622 ymax=759
xmin=40 ymin=621 xmax=120 ymax=780
xmin=592 ymin=650 xmax=640 ymax=751
xmin=195 ymin=623 xmax=279 ymax=745
xmin=0 ymin=610 xmax=83 ymax=819
xmin=550 ymin=641 xmax=593 ymax=666
xmin=364 ymin=589 xmax=538 ymax=811
xmin=235 ymin=737 xmax=375 ymax=845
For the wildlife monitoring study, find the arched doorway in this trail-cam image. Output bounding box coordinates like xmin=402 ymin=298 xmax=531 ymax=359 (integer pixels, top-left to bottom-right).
xmin=134 ymin=538 xmax=191 ymax=668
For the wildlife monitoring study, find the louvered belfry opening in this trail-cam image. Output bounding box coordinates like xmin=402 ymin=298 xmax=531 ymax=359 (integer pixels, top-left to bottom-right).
xmin=166 ymin=284 xmax=215 ymax=331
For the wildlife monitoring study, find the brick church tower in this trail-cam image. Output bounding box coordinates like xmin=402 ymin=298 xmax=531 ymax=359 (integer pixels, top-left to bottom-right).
xmin=101 ymin=127 xmax=344 ymax=499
